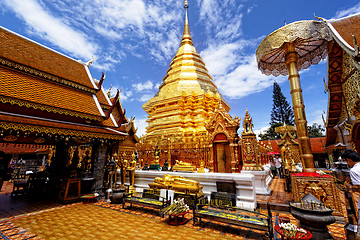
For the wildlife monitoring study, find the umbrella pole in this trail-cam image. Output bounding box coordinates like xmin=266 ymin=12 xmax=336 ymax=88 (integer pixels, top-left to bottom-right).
xmin=284 ymin=42 xmax=315 ymax=172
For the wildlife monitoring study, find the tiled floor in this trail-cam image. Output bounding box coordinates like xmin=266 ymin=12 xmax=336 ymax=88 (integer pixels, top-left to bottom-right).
xmin=0 ymin=181 xmax=62 ymax=221
xmin=0 ymin=179 xmax=349 ymax=239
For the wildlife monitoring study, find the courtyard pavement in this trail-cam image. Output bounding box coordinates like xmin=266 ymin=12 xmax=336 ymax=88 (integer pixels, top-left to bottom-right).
xmin=0 ymin=178 xmax=348 ymax=239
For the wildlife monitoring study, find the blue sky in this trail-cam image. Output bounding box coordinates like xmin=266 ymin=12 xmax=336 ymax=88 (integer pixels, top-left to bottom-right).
xmin=1 ymin=0 xmax=360 ymax=137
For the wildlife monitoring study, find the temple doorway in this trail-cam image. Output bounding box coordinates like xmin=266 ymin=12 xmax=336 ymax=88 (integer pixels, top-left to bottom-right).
xmin=213 ymin=133 xmax=231 ymax=173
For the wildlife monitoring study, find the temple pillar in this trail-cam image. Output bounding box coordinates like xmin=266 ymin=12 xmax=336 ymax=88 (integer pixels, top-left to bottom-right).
xmin=284 ymin=42 xmax=315 ymax=172
xmin=92 ymin=140 xmax=108 ymax=193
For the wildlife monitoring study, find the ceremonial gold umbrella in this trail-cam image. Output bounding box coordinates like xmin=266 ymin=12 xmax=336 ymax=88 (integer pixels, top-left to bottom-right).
xmin=256 ymin=20 xmax=332 ymax=172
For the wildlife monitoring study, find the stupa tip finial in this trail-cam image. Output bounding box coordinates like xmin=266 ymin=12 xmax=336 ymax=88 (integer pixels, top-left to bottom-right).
xmin=181 ymin=0 xmax=193 ymax=46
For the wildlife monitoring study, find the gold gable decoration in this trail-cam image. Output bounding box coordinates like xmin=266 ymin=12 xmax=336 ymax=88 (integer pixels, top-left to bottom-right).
xmin=242 ymin=109 xmax=254 ymax=135
xmin=0 ymin=121 xmax=126 ymax=141
xmin=206 ymin=105 xmax=240 ymax=173
xmin=241 ymin=110 xmax=263 ymax=171
xmin=0 ymin=96 xmax=102 ymax=122
xmin=275 ymin=124 xmax=301 ymax=172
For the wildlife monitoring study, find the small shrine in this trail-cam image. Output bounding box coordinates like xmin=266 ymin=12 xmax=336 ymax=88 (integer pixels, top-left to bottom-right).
xmin=205 ymin=104 xmax=241 ymax=173
xmin=241 ymin=110 xmax=263 ymax=171
xmin=275 ymin=124 xmax=301 ymax=172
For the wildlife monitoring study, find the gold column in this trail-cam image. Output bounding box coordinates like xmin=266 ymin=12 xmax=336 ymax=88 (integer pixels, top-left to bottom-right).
xmin=284 ymin=42 xmax=315 ymax=172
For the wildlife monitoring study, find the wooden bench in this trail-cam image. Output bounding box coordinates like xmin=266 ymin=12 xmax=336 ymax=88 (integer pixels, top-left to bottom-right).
xmin=193 ymin=192 xmax=273 ymax=240
xmin=123 ymin=189 xmax=170 ymax=216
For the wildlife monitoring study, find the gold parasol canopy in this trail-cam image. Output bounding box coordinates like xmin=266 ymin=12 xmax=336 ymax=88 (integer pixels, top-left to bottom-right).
xmin=256 ymin=20 xmax=332 ymax=76
xmin=256 ymin=20 xmax=333 ymax=172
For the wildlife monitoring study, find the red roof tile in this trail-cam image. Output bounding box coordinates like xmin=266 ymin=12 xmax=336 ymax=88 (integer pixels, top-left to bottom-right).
xmin=260 ymin=137 xmax=325 ymax=154
xmin=310 ymin=137 xmax=326 ymax=153
xmin=0 ymin=27 xmax=94 ymax=89
xmin=0 ymin=66 xmax=101 ymax=118
xmin=329 ymin=14 xmax=360 ymax=49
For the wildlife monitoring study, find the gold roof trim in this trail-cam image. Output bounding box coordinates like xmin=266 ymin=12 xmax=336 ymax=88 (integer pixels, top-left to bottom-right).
xmin=0 ymin=121 xmax=125 ymax=141
xmin=0 ymin=57 xmax=97 ymax=94
xmin=0 ymin=96 xmax=102 ymax=122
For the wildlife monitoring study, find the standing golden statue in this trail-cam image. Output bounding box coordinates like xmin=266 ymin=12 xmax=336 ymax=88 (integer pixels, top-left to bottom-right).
xmin=127 ymin=152 xmax=136 ymax=193
xmin=119 ymin=152 xmax=128 ymax=188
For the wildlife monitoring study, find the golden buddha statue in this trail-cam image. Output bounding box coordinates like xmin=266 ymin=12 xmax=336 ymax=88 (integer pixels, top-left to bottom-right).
xmin=127 ymin=152 xmax=137 ymax=192
xmin=153 ymin=146 xmax=160 ymax=164
xmin=148 ymin=174 xmax=203 ymax=195
xmin=172 ymin=160 xmax=196 ymax=172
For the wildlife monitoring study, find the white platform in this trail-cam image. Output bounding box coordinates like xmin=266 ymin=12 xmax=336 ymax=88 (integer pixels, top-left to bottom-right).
xmin=133 ymin=170 xmax=257 ymax=210
xmin=241 ymin=167 xmax=272 ymax=195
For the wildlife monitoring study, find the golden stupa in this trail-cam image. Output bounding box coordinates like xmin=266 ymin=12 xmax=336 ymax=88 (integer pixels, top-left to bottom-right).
xmin=141 ymin=0 xmax=230 ymax=150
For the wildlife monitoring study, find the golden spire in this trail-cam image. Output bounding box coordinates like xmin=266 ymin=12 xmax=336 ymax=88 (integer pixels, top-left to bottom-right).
xmin=181 ymin=0 xmax=193 ymax=46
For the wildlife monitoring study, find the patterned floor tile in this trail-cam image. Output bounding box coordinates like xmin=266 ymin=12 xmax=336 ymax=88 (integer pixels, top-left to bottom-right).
xmin=0 ymin=179 xmax=351 ymax=239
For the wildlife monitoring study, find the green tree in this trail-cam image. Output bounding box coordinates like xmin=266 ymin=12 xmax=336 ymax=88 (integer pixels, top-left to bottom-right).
xmin=270 ymin=82 xmax=294 ymax=126
xmin=259 ymin=82 xmax=294 ymax=140
xmin=308 ymin=123 xmax=325 ymax=137
xmin=258 ymin=123 xmax=283 ymax=140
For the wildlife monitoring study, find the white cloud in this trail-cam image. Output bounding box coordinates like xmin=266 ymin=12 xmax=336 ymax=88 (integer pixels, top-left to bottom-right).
xmin=140 ymin=93 xmax=155 ymax=102
xmin=200 ymin=43 xmax=241 ymax=76
xmin=120 ymin=91 xmax=133 ymax=102
xmin=206 ymin=53 xmax=285 ymax=99
xmin=57 ymin=0 xmax=182 ymax=64
xmin=3 ymin=0 xmax=98 ymax=60
xmin=133 ymin=81 xmax=154 ymax=92
xmin=254 ymin=126 xmax=270 ymax=140
xmin=134 ymin=117 xmax=148 ymax=137
xmin=2 ymin=0 xmax=183 ymax=70
xmin=334 ymin=2 xmax=360 ymax=19
xmin=197 ymin=0 xmax=244 ymax=42
xmin=307 ymin=109 xmax=326 ymax=127
xmin=197 ymin=0 xmax=280 ymax=100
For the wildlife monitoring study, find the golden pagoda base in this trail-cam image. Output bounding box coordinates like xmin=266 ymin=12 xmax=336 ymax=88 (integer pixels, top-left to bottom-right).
xmin=242 ymin=165 xmax=264 ymax=171
xmin=172 ymin=165 xmax=196 ymax=172
xmin=291 ymin=172 xmax=342 ymax=216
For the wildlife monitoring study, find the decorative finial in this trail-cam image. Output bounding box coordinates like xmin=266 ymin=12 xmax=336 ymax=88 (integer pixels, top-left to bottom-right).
xmin=323 ymin=77 xmax=328 ymax=93
xmin=181 ymin=0 xmax=193 ymax=46
xmin=314 ymin=13 xmax=326 ymax=22
xmin=86 ymin=55 xmax=94 ymax=67
xmin=107 ymin=85 xmax=112 ymax=98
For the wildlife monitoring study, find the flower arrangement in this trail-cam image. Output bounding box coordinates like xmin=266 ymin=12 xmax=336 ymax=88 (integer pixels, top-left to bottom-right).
xmin=161 ymin=198 xmax=190 ymax=215
xmin=278 ymin=222 xmax=307 ymax=239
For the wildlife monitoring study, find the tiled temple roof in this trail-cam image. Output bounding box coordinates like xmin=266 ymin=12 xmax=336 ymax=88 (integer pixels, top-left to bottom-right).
xmin=0 ymin=26 xmax=129 ymax=136
xmin=0 ymin=67 xmax=101 ymax=120
xmin=260 ymin=136 xmax=325 ymax=154
xmin=0 ymin=27 xmax=94 ymax=89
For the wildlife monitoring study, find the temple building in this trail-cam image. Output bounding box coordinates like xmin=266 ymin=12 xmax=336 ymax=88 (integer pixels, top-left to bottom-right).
xmin=256 ymin=12 xmax=360 ymax=217
xmin=139 ymin=1 xmax=240 ymax=172
xmin=257 ymin=13 xmax=360 ymax=167
xmin=0 ymin=26 xmax=137 ymax=193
